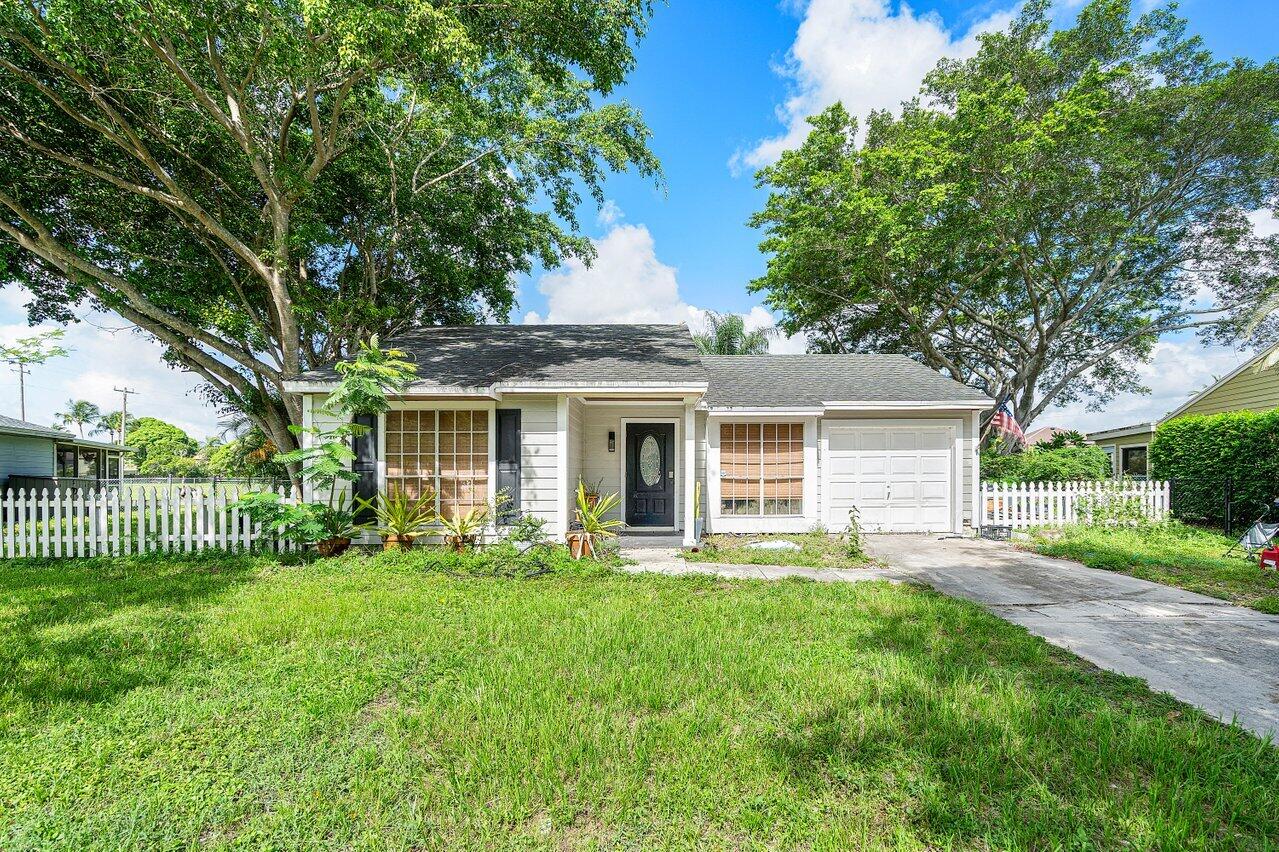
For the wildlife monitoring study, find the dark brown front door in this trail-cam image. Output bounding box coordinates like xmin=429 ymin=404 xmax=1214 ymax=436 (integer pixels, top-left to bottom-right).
xmin=625 ymin=423 xmax=675 ymax=527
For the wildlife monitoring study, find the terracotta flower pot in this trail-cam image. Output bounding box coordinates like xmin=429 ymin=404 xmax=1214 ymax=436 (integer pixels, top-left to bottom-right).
xmin=566 ymin=531 xmax=592 ymax=560
xmin=382 ymin=534 xmax=415 ymax=551
xmin=445 ymin=535 xmax=477 ymax=553
xmin=316 ymin=536 xmax=352 ymax=557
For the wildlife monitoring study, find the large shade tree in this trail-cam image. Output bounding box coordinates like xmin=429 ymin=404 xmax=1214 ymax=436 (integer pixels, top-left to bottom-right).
xmin=0 ymin=0 xmax=660 ymax=470
xmin=750 ymin=0 xmax=1279 ymax=437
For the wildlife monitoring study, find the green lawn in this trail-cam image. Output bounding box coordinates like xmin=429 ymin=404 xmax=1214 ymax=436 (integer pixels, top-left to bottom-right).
xmin=2 ymin=550 xmax=1277 ymax=850
xmin=683 ymin=531 xmax=870 ymax=569
xmin=1028 ymin=522 xmax=1279 ymax=614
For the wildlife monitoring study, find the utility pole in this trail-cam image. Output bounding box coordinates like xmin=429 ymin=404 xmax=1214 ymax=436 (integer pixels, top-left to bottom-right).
xmin=12 ymin=364 xmax=28 ymax=421
xmin=114 ymin=386 xmax=136 ymax=484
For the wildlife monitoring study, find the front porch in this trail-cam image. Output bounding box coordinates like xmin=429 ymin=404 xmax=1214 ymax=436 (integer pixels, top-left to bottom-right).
xmin=561 ymin=395 xmax=703 ymax=546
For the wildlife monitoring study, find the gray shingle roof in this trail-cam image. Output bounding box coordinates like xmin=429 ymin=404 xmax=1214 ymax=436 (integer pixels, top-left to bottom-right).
xmin=0 ymin=414 xmax=126 ymax=449
xmin=699 ymin=355 xmax=990 ymax=407
xmin=293 ymin=324 xmax=708 ymax=387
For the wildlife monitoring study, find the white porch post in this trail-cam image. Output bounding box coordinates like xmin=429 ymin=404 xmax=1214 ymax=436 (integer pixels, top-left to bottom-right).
xmin=556 ymin=394 xmax=569 ymax=537
xmin=683 ymin=400 xmax=696 ymax=546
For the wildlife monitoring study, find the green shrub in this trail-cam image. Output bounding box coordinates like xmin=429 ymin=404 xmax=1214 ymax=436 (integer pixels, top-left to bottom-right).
xmin=981 ymin=445 xmax=1111 ymax=482
xmin=1150 ymin=409 xmax=1279 ymax=525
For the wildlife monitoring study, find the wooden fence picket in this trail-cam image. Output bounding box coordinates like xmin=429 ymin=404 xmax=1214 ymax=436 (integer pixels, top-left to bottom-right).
xmin=0 ymin=483 xmax=291 ymax=558
xmin=982 ymin=479 xmax=1171 ymax=530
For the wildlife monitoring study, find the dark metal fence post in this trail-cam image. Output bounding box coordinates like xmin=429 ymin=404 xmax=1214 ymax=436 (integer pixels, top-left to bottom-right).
xmin=1224 ymin=475 xmax=1234 ymax=536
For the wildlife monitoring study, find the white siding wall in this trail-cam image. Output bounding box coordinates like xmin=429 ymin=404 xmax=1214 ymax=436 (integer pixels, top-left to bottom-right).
xmin=305 ymin=393 xmax=351 ymax=507
xmin=0 ymin=435 xmax=56 ymax=482
xmin=565 ymin=397 xmax=585 ymax=524
xmin=500 ymin=395 xmax=560 ymax=529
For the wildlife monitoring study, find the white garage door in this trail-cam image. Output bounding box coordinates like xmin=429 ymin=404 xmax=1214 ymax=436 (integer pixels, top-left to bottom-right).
xmin=823 ymin=423 xmax=955 ymax=532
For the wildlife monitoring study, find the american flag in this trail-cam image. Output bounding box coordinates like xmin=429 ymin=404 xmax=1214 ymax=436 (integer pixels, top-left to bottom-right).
xmin=991 ymin=402 xmax=1025 ymax=444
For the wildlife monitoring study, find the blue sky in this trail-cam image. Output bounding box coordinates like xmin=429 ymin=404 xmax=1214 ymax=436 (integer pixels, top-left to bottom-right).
xmin=2 ymin=0 xmax=1276 ymax=439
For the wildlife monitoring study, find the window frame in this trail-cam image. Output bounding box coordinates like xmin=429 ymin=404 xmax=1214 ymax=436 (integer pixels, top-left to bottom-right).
xmin=718 ymin=421 xmax=805 ymax=517
xmin=1120 ymin=444 xmax=1148 ymax=479
xmin=378 ymin=400 xmax=497 ymax=523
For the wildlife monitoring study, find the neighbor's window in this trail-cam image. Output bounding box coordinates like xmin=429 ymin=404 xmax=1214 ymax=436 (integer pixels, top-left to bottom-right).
xmin=385 ymin=410 xmax=490 ymax=516
xmin=56 ymin=444 xmax=77 ymax=477
xmin=719 ymin=423 xmax=803 ymax=516
xmin=107 ymin=454 xmax=121 ymax=480
xmin=77 ymin=448 xmax=100 ymax=479
xmin=1121 ymin=445 xmax=1148 ymax=478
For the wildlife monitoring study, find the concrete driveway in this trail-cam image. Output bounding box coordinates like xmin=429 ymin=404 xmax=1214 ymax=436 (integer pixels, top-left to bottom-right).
xmin=865 ymin=534 xmax=1279 ymax=740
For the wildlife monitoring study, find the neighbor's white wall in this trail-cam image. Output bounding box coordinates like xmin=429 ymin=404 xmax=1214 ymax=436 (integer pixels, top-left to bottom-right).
xmin=304 ymin=393 xmax=351 ymax=506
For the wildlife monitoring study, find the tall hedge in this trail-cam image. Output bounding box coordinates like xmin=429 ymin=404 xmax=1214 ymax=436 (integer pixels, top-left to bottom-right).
xmin=1150 ymin=410 xmax=1279 ymax=525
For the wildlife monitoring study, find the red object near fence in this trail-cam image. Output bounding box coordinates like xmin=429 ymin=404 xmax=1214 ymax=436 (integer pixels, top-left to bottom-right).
xmin=1260 ymin=546 xmax=1279 ymax=571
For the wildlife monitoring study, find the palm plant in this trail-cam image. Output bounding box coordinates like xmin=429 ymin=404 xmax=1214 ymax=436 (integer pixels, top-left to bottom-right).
xmin=55 ymin=399 xmax=101 ymax=437
xmin=358 ymin=487 xmax=437 ymax=550
xmin=93 ymin=410 xmax=137 ymax=444
xmin=570 ymin=480 xmax=622 ymax=558
xmin=692 ymin=311 xmax=775 ymax=355
xmin=438 ymin=505 xmax=490 ymax=552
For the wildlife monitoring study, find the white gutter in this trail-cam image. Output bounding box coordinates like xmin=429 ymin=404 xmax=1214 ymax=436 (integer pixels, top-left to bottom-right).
xmin=821 ymin=400 xmax=992 ymax=410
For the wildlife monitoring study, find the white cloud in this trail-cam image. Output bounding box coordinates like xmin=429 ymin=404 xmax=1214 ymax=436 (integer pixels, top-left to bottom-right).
xmin=0 ymin=301 xmax=220 ymax=440
xmin=734 ymin=0 xmax=1015 ymax=172
xmin=1039 ymin=339 xmax=1248 ymax=433
xmin=524 ymin=213 xmax=807 ymax=353
xmin=1249 ymin=207 xmax=1279 ymax=238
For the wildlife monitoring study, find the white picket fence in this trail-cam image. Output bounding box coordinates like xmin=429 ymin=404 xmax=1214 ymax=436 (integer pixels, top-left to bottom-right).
xmin=0 ymin=487 xmax=293 ymax=558
xmin=982 ymin=480 xmax=1171 ymax=529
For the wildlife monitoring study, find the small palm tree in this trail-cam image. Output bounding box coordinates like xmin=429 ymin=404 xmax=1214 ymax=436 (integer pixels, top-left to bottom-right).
xmin=692 ymin=311 xmax=775 ymax=355
xmin=92 ymin=410 xmax=136 ymax=444
xmin=56 ymin=399 xmax=101 ymax=438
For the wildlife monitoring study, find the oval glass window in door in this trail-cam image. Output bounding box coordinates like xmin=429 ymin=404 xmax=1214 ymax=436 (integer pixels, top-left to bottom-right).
xmin=639 ymin=434 xmax=661 ymax=485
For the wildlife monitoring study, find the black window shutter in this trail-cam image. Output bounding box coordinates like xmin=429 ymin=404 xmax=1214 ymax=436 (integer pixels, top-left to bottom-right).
xmin=351 ymin=414 xmax=378 ymax=521
xmin=496 ymin=409 xmax=521 ymax=524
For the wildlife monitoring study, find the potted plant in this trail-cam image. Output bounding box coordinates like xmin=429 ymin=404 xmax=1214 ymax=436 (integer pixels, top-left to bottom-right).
xmin=439 ymin=505 xmax=489 ymax=552
xmin=359 ymin=487 xmax=437 ymax=550
xmin=579 ymin=476 xmax=604 ymax=510
xmin=314 ymin=493 xmax=364 ymax=556
xmin=567 ymin=480 xmax=622 ymax=559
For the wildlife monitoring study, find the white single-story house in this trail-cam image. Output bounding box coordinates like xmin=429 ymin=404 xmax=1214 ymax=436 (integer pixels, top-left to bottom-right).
xmin=285 ymin=325 xmax=992 ymax=544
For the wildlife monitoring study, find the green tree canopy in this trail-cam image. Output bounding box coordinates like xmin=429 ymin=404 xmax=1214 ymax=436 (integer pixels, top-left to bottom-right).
xmin=124 ymin=417 xmax=199 ymax=476
xmin=92 ymin=410 xmax=138 ymax=445
xmin=692 ymin=312 xmax=776 ymax=355
xmin=0 ymin=0 xmax=660 ymax=469
xmin=750 ymin=0 xmax=1279 ymax=437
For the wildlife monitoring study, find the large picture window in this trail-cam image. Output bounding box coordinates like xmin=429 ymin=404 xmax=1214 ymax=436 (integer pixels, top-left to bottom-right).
xmin=385 ymin=409 xmax=490 ymax=517
xmin=719 ymin=422 xmax=803 ymax=516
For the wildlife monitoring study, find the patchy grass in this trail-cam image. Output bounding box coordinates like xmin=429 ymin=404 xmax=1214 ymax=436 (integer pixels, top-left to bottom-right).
xmin=683 ymin=532 xmax=870 ymax=569
xmin=1028 ymin=522 xmax=1279 ymax=614
xmin=2 ymin=550 xmax=1277 ymax=850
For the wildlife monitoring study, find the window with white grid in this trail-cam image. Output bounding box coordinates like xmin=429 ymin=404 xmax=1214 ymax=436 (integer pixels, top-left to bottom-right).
xmin=384 ymin=410 xmax=489 ymax=516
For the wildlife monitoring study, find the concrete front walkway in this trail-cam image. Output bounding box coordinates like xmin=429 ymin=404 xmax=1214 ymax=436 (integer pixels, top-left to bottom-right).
xmin=866 ymin=534 xmax=1279 ymax=740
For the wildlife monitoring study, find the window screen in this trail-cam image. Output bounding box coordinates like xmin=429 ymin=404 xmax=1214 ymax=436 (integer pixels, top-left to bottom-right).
xmin=719 ymin=423 xmax=803 ymax=516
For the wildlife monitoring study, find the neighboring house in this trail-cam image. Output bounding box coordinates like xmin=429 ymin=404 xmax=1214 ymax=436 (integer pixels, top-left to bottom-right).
xmin=0 ymin=415 xmax=128 ymax=492
xmin=285 ymin=325 xmax=992 ymax=543
xmin=1024 ymin=426 xmax=1071 ymax=446
xmin=1086 ymin=348 xmax=1279 ymax=479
